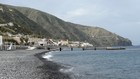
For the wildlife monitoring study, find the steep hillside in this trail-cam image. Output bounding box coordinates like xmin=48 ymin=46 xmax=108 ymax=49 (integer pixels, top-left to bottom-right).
xmin=0 ymin=4 xmax=132 ymax=46
xmin=11 ymin=6 xmax=89 ymax=41
xmin=0 ymin=4 xmax=50 ymax=37
xmin=74 ymin=24 xmax=132 ymax=46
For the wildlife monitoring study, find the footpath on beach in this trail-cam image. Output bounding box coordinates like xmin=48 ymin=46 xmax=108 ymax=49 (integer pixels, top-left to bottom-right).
xmin=0 ymin=50 xmax=70 ymax=79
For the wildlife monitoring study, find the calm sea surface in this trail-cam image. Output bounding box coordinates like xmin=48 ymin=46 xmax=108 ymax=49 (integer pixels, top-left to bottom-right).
xmin=44 ymin=46 xmax=140 ymax=79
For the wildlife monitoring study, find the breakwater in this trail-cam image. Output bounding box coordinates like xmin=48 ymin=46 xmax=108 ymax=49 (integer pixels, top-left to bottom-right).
xmin=0 ymin=44 xmax=126 ymax=51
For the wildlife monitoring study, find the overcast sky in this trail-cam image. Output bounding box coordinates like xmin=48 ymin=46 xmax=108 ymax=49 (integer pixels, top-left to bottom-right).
xmin=0 ymin=0 xmax=140 ymax=45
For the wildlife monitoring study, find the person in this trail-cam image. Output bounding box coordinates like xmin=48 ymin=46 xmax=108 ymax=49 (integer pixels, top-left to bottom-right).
xmin=47 ymin=47 xmax=50 ymax=51
xmin=82 ymin=47 xmax=85 ymax=51
xmin=94 ymin=47 xmax=96 ymax=50
xmin=59 ymin=47 xmax=62 ymax=51
xmin=71 ymin=47 xmax=73 ymax=51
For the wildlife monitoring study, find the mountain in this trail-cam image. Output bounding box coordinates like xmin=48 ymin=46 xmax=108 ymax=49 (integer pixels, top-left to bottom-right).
xmin=74 ymin=25 xmax=132 ymax=46
xmin=0 ymin=4 xmax=51 ymax=37
xmin=9 ymin=6 xmax=89 ymax=41
xmin=0 ymin=3 xmax=132 ymax=46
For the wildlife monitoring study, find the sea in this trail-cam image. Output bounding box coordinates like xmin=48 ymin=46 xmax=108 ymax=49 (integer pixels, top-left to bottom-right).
xmin=43 ymin=46 xmax=140 ymax=79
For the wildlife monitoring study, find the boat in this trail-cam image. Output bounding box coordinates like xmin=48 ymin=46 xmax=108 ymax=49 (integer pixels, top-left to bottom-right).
xmin=26 ymin=46 xmax=36 ymax=50
xmin=7 ymin=43 xmax=13 ymax=51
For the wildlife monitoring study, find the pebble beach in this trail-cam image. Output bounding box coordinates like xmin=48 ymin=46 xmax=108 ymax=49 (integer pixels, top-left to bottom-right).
xmin=0 ymin=50 xmax=70 ymax=79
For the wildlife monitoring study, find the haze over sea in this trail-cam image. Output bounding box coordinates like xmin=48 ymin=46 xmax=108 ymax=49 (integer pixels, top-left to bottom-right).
xmin=44 ymin=46 xmax=140 ymax=79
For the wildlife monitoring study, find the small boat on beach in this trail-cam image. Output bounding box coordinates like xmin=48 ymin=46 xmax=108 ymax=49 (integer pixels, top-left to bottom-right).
xmin=7 ymin=43 xmax=13 ymax=51
xmin=26 ymin=46 xmax=36 ymax=50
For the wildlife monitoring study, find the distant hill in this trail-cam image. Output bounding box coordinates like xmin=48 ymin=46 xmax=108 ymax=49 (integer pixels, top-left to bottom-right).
xmin=0 ymin=3 xmax=132 ymax=46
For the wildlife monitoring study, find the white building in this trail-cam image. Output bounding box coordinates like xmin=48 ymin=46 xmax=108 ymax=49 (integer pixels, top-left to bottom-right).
xmin=0 ymin=36 xmax=3 ymax=46
xmin=69 ymin=41 xmax=80 ymax=47
xmin=38 ymin=38 xmax=47 ymax=46
xmin=80 ymin=42 xmax=93 ymax=47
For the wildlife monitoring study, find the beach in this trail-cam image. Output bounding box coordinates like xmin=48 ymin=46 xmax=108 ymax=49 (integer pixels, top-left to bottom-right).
xmin=0 ymin=50 xmax=70 ymax=79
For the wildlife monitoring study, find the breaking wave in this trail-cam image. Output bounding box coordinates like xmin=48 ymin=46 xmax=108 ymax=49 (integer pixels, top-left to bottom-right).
xmin=60 ymin=67 xmax=74 ymax=73
xmin=42 ymin=51 xmax=53 ymax=61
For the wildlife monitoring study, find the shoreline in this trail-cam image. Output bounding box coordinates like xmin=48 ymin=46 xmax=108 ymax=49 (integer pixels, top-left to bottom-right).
xmin=0 ymin=49 xmax=71 ymax=79
xmin=34 ymin=50 xmax=71 ymax=79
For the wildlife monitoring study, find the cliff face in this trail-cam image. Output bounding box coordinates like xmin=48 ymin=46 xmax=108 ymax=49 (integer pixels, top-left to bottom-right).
xmin=0 ymin=4 xmax=132 ymax=46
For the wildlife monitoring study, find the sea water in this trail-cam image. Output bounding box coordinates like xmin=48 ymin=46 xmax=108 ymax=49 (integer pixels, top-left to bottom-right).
xmin=44 ymin=46 xmax=140 ymax=79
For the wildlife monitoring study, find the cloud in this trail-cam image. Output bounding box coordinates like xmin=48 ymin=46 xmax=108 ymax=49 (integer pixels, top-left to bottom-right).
xmin=66 ymin=8 xmax=88 ymax=18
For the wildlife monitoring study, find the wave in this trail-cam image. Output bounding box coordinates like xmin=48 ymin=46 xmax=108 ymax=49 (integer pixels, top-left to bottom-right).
xmin=60 ymin=67 xmax=84 ymax=79
xmin=60 ymin=67 xmax=74 ymax=73
xmin=42 ymin=51 xmax=53 ymax=61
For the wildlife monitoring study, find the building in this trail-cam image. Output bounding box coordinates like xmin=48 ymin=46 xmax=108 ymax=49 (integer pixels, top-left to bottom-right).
xmin=69 ymin=41 xmax=80 ymax=47
xmin=28 ymin=37 xmax=42 ymax=45
xmin=38 ymin=38 xmax=47 ymax=46
xmin=80 ymin=42 xmax=93 ymax=47
xmin=60 ymin=40 xmax=69 ymax=46
xmin=0 ymin=36 xmax=2 ymax=46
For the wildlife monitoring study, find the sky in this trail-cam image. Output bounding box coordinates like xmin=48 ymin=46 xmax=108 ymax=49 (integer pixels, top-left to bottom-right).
xmin=0 ymin=0 xmax=140 ymax=45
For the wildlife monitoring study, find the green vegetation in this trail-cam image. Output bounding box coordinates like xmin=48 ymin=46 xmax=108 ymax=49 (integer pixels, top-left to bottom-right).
xmin=0 ymin=27 xmax=15 ymax=33
xmin=3 ymin=36 xmax=18 ymax=44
